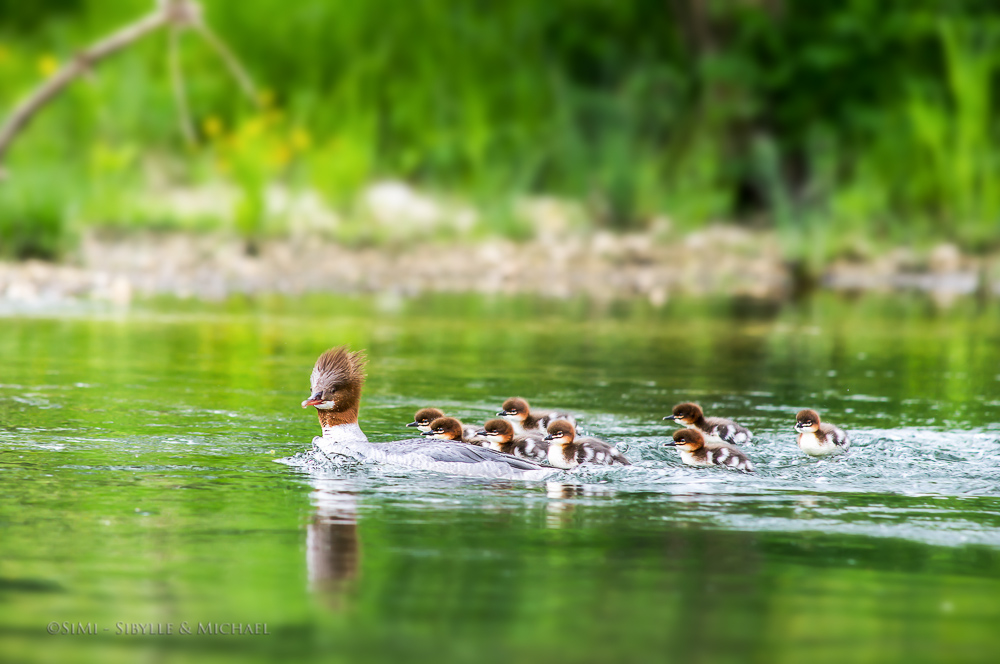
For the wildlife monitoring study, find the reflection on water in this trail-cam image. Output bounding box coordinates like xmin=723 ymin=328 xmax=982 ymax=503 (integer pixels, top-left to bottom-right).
xmin=2 ymin=292 xmax=1000 ymax=663
xmin=307 ymin=480 xmax=361 ymax=604
xmin=544 ymin=481 xmax=616 ymax=528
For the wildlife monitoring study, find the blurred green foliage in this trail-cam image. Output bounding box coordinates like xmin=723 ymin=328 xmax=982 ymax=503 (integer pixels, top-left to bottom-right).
xmin=1 ymin=0 xmax=999 ymax=260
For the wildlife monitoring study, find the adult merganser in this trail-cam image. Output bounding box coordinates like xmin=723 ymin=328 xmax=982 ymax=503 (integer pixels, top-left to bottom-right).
xmin=475 ymin=418 xmax=549 ymax=462
xmin=301 ymin=346 xmax=552 ymax=480
xmin=794 ymin=409 xmax=850 ymax=456
xmin=408 ymin=408 xmax=486 ymax=444
xmin=422 ymin=416 xmax=487 ymax=446
xmin=543 ymin=420 xmax=630 ymax=470
xmin=497 ymin=397 xmax=575 ymax=435
xmin=663 ymin=402 xmax=752 ymax=445
xmin=663 ymin=428 xmax=754 ymax=472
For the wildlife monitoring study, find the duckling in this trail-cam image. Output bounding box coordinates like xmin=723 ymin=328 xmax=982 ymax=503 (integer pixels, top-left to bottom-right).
xmin=497 ymin=397 xmax=575 ymax=435
xmin=663 ymin=402 xmax=752 ymax=445
xmin=794 ymin=409 xmax=850 ymax=456
xmin=406 ymin=407 xmax=446 ymax=432
xmin=475 ymin=418 xmax=549 ymax=462
xmin=543 ymin=420 xmax=630 ymax=470
xmin=407 ymin=407 xmax=485 ymax=443
xmin=663 ymin=428 xmax=753 ymax=472
xmin=421 ymin=416 xmax=487 ymax=446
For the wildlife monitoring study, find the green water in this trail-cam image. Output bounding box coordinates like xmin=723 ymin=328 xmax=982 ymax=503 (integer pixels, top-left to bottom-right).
xmin=2 ymin=293 xmax=999 ymax=663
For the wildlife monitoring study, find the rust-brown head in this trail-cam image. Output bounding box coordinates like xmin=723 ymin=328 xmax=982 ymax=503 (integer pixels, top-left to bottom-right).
xmin=663 ymin=428 xmax=705 ymax=451
xmin=422 ymin=416 xmax=465 ymax=441
xmin=543 ymin=419 xmax=577 ymax=445
xmin=407 ymin=407 xmax=446 ymax=432
xmin=795 ymin=409 xmax=821 ymax=433
xmin=663 ymin=402 xmax=704 ymax=426
xmin=475 ymin=418 xmax=515 ymax=445
xmin=497 ymin=397 xmax=531 ymax=421
xmin=302 ymin=346 xmax=368 ymax=426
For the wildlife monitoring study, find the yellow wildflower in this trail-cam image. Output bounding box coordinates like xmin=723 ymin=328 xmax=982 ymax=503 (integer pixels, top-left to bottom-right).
xmin=38 ymin=54 xmax=59 ymax=77
xmin=203 ymin=116 xmax=223 ymax=138
xmin=242 ymin=117 xmax=264 ymax=138
xmin=270 ymin=144 xmax=291 ymax=167
xmin=290 ymin=128 xmax=311 ymax=151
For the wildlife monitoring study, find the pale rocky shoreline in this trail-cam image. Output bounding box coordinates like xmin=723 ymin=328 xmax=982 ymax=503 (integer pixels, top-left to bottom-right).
xmin=0 ymin=227 xmax=997 ymax=307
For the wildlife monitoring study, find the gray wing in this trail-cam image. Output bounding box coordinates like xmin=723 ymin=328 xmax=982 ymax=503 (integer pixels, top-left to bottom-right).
xmin=538 ymin=411 xmax=576 ymax=429
xmin=513 ymin=435 xmax=550 ymax=461
xmin=576 ymin=438 xmax=630 ymax=466
xmin=707 ymin=418 xmax=753 ymax=446
xmin=824 ymin=424 xmax=850 ymax=449
xmin=378 ymin=439 xmax=546 ymax=470
xmin=709 ymin=443 xmax=754 ymax=472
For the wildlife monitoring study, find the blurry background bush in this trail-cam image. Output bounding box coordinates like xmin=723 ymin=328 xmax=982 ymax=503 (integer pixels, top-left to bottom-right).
xmin=1 ymin=0 xmax=998 ymax=262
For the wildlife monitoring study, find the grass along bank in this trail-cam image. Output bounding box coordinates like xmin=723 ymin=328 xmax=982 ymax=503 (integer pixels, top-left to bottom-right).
xmin=4 ymin=2 xmax=1000 ymax=265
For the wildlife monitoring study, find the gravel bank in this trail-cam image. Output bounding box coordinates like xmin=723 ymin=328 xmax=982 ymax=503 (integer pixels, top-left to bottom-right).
xmin=0 ymin=228 xmax=997 ymax=307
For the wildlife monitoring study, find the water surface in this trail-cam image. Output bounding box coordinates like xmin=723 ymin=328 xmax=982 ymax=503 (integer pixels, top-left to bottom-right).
xmin=1 ymin=293 xmax=999 ymax=663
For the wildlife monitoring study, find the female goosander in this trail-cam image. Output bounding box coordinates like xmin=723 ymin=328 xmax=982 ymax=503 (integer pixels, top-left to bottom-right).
xmin=408 ymin=408 xmax=486 ymax=444
xmin=794 ymin=409 xmax=850 ymax=456
xmin=422 ymin=416 xmax=487 ymax=446
xmin=543 ymin=420 xmax=630 ymax=470
xmin=664 ymin=428 xmax=754 ymax=472
xmin=663 ymin=402 xmax=752 ymax=445
xmin=498 ymin=397 xmax=575 ymax=435
xmin=475 ymin=418 xmax=549 ymax=462
xmin=301 ymin=346 xmax=552 ymax=480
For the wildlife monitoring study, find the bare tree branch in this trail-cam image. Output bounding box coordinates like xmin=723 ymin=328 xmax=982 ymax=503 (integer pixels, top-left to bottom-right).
xmin=168 ymin=25 xmax=197 ymax=147
xmin=0 ymin=0 xmax=258 ymax=179
xmin=193 ymin=22 xmax=261 ymax=107
xmin=0 ymin=9 xmax=171 ymax=175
